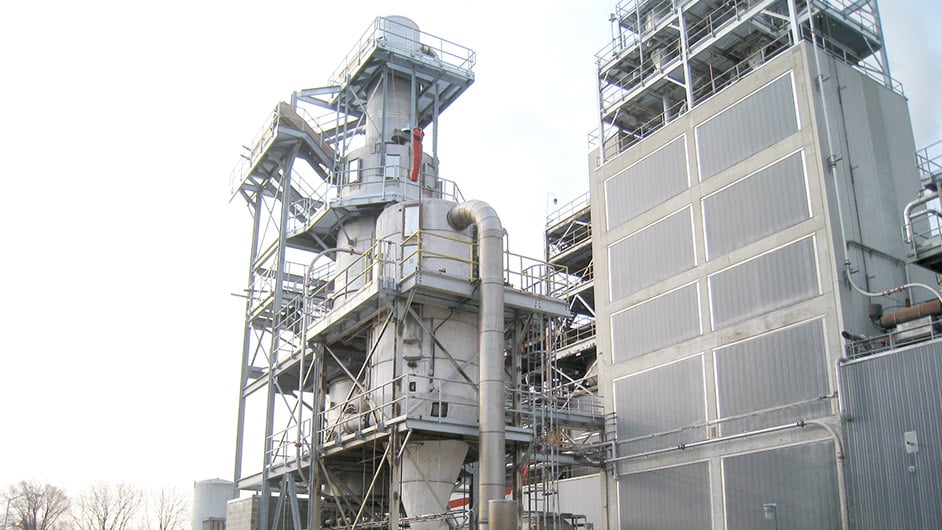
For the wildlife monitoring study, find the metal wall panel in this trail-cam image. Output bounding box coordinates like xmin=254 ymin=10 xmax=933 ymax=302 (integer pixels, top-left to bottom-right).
xmin=724 ymin=441 xmax=841 ymax=530
xmin=613 ymin=356 xmax=706 ymax=455
xmin=618 ymin=462 xmax=711 ymax=530
xmin=703 ymin=151 xmax=809 ymax=260
xmin=605 ymin=135 xmax=689 ymax=230
xmin=715 ymin=319 xmax=830 ymax=434
xmin=697 ymin=73 xmax=799 ymax=179
xmin=709 ymin=237 xmax=818 ymax=329
xmin=609 ymin=207 xmax=696 ymax=301
xmin=611 ymin=283 xmax=700 ymax=362
xmin=842 ymin=341 xmax=942 ymax=530
xmin=556 ymin=475 xmax=603 ymax=529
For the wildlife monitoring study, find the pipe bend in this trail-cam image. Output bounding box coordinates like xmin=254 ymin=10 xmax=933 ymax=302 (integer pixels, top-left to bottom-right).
xmin=447 ymin=199 xmax=506 ymax=530
xmin=448 ymin=200 xmax=503 ymax=235
xmin=903 ymin=191 xmax=939 ymax=245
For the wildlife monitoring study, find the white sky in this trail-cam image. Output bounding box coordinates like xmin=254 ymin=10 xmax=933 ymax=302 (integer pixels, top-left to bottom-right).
xmin=1 ymin=0 xmax=939 ymax=499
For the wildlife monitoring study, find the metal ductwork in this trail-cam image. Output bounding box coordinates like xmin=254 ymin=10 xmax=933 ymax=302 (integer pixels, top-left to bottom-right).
xmin=447 ymin=200 xmax=511 ymax=530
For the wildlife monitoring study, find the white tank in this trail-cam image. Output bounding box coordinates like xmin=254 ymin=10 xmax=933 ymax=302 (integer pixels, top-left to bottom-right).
xmin=325 ymin=377 xmax=365 ymax=437
xmin=333 ymin=216 xmax=376 ymax=302
xmin=379 ymin=16 xmax=420 ymax=54
xmin=191 ymin=479 xmax=233 ymax=530
xmin=366 ymin=71 xmax=414 ymax=147
xmin=341 ymin=144 xmax=439 ymax=203
xmin=369 ymin=199 xmax=480 ymax=529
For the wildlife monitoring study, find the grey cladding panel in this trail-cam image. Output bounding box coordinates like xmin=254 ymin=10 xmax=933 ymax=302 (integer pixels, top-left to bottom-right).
xmin=724 ymin=442 xmax=840 ymax=530
xmin=703 ymin=152 xmax=809 ymax=259
xmin=842 ymin=342 xmax=942 ymax=530
xmin=710 ymin=237 xmax=818 ymax=329
xmin=618 ymin=462 xmax=711 ymax=530
xmin=697 ymin=74 xmax=799 ymax=179
xmin=715 ymin=319 xmax=830 ymax=433
xmin=556 ymin=476 xmax=603 ymax=529
xmin=605 ymin=136 xmax=688 ymax=229
xmin=609 ymin=207 xmax=696 ymax=301
xmin=613 ymin=356 xmax=706 ymax=454
xmin=612 ymin=283 xmax=700 ymax=362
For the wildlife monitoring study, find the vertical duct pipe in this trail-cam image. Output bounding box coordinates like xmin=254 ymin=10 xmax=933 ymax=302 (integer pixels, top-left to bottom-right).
xmin=446 ymin=200 xmax=510 ymax=530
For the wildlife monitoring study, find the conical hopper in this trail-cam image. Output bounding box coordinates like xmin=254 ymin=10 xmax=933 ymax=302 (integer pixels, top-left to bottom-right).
xmin=401 ymin=440 xmax=469 ymax=530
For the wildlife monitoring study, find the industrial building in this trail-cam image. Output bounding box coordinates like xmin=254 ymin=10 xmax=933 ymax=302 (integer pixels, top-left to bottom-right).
xmin=227 ymin=15 xmax=604 ymax=530
xmin=227 ymin=2 xmax=942 ymax=529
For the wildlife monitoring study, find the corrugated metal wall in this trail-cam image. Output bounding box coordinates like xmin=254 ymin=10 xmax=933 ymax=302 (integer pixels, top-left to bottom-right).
xmin=611 ymin=282 xmax=701 ymax=362
xmin=618 ymin=462 xmax=711 ymax=530
xmin=696 ymin=73 xmax=799 ymax=179
xmin=605 ymin=135 xmax=689 ymax=230
xmin=702 ymin=151 xmax=810 ymax=260
xmin=723 ymin=441 xmax=840 ymax=530
xmin=842 ymin=341 xmax=942 ymax=530
xmin=709 ymin=236 xmax=819 ymax=329
xmin=608 ymin=207 xmax=696 ymax=300
xmin=715 ymin=319 xmax=830 ymax=434
xmin=613 ymin=356 xmax=706 ymax=455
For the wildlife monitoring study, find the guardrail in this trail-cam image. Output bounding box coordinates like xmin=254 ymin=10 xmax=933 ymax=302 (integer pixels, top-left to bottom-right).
xmin=903 ymin=205 xmax=942 ymax=259
xmin=844 ymin=321 xmax=942 ymax=360
xmin=266 ymin=373 xmax=606 ymax=470
xmin=916 ymin=139 xmax=942 ymax=186
xmin=330 ymin=16 xmax=475 ymax=86
xmin=546 ymin=191 xmax=590 ymax=228
xmin=590 ymin=1 xmax=903 ymax=160
xmin=230 ymin=106 xmax=281 ymax=195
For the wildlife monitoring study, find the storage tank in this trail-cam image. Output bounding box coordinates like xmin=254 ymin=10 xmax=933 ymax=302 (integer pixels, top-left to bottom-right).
xmin=325 ymin=376 xmax=366 ymax=438
xmin=334 ymin=16 xmax=440 ymax=300
xmin=191 ymin=479 xmax=233 ymax=530
xmin=370 ymin=199 xmax=480 ymax=529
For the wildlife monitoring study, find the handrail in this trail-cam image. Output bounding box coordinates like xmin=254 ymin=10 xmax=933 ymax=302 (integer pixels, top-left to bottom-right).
xmin=229 ymin=105 xmax=281 ymax=194
xmin=329 ymin=16 xmax=475 ymax=86
xmin=547 ymin=221 xmax=592 ymax=258
xmin=591 ymin=1 xmax=904 ymax=160
xmin=553 ymin=320 xmax=597 ymax=352
xmin=902 ymin=208 xmax=942 ymax=259
xmin=916 ymin=139 xmax=942 ymax=186
xmin=546 ymin=191 xmax=591 ymax=228
xmin=844 ymin=320 xmax=942 ymax=360
xmin=263 ymin=373 xmax=606 ymax=466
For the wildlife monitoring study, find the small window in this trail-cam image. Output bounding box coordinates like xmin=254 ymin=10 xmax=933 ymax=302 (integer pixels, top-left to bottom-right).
xmin=430 ymin=402 xmax=448 ymax=417
xmin=384 ymin=153 xmax=400 ymax=179
xmin=348 ymin=158 xmax=361 ymax=183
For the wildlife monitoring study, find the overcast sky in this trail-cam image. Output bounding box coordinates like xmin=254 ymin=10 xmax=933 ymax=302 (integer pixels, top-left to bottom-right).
xmin=1 ymin=0 xmax=939 ymax=499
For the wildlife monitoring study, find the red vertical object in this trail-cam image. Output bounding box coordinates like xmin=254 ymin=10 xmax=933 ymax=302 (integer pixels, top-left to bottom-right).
xmin=410 ymin=127 xmax=424 ymax=182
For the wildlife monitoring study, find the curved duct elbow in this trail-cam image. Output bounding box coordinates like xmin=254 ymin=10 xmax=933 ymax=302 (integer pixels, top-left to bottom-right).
xmin=447 ymin=200 xmax=504 ymax=239
xmin=447 ymin=200 xmax=507 ymax=530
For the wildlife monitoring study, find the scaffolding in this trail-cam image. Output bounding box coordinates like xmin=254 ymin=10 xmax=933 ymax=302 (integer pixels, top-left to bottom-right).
xmin=591 ymin=0 xmax=897 ymax=163
xmin=231 ymin=16 xmax=606 ymax=530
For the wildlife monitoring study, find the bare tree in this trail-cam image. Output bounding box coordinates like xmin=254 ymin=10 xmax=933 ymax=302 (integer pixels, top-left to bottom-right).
xmin=146 ymin=489 xmax=188 ymax=530
xmin=75 ymin=483 xmax=142 ymax=530
xmin=4 ymin=481 xmax=70 ymax=530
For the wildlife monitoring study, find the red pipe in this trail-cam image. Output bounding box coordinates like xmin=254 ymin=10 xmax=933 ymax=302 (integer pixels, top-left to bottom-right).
xmin=409 ymin=127 xmax=424 ymax=182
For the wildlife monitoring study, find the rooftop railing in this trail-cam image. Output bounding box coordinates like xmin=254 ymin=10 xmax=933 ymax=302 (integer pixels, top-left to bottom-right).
xmin=546 ymin=191 xmax=590 ymax=228
xmin=330 ymin=16 xmax=475 ymax=86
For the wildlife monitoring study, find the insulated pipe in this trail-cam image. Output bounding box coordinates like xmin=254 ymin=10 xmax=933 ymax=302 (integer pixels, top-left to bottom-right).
xmin=903 ymin=191 xmax=939 ymax=251
xmin=844 ymin=262 xmax=942 ymax=307
xmin=878 ymin=299 xmax=942 ymax=328
xmin=447 ymin=200 xmax=507 ymax=530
